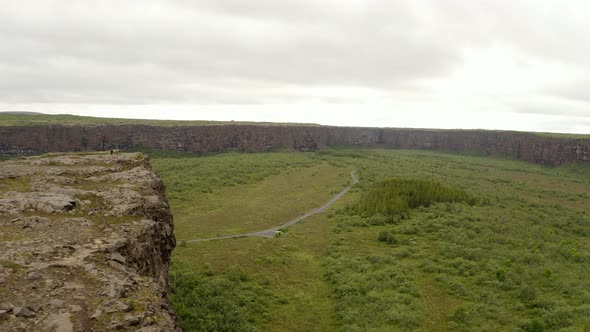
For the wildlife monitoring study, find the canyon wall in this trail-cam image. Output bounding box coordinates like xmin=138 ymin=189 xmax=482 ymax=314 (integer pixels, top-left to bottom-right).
xmin=0 ymin=125 xmax=589 ymax=166
xmin=328 ymin=127 xmax=590 ymax=166
xmin=0 ymin=152 xmax=179 ymax=331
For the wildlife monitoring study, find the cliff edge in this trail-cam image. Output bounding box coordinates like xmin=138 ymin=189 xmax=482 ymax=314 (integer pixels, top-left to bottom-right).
xmin=0 ymin=152 xmax=179 ymax=331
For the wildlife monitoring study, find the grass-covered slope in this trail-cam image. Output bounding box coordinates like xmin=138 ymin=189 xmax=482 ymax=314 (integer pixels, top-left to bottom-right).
xmin=149 ymin=148 xmax=590 ymax=331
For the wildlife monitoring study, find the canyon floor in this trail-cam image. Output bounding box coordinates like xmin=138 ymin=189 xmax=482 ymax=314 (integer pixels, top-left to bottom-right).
xmin=149 ymin=148 xmax=590 ymax=331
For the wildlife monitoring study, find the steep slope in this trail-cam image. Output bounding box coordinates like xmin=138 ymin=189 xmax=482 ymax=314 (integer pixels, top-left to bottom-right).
xmin=0 ymin=125 xmax=589 ymax=166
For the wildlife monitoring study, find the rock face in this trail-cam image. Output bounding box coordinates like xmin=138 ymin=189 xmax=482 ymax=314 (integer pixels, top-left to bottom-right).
xmin=0 ymin=125 xmax=589 ymax=166
xmin=0 ymin=152 xmax=179 ymax=331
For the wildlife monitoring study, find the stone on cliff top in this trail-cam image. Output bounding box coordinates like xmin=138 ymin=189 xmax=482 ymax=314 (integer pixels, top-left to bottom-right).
xmin=27 ymin=271 xmax=42 ymax=281
xmin=49 ymin=299 xmax=65 ymax=308
xmin=0 ymin=303 xmax=13 ymax=312
xmin=44 ymin=313 xmax=74 ymax=332
xmin=0 ymin=192 xmax=76 ymax=215
xmin=110 ymin=252 xmax=127 ymax=264
xmin=14 ymin=306 xmax=35 ymax=318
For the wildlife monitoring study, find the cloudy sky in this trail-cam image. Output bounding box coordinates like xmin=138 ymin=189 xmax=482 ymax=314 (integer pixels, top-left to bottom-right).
xmin=1 ymin=1 xmax=589 ymax=133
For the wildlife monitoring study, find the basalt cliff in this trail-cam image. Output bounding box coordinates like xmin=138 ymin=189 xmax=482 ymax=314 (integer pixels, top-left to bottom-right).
xmin=0 ymin=152 xmax=179 ymax=331
xmin=0 ymin=125 xmax=589 ymax=166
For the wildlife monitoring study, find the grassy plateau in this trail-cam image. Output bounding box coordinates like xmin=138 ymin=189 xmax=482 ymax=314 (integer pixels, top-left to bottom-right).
xmin=0 ymin=113 xmax=319 ymax=127
xmin=2 ymin=113 xmax=589 ymax=139
xmin=142 ymin=148 xmax=590 ymax=331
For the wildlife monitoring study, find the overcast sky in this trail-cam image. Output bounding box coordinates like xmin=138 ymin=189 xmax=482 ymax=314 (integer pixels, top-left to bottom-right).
xmin=1 ymin=1 xmax=589 ymax=133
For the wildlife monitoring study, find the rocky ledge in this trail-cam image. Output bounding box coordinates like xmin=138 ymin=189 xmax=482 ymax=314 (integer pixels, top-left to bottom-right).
xmin=0 ymin=152 xmax=178 ymax=331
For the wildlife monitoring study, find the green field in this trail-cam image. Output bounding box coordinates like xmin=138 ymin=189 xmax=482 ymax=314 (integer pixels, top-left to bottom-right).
xmin=147 ymin=148 xmax=590 ymax=331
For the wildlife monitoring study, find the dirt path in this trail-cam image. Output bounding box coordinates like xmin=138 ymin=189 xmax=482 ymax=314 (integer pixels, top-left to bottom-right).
xmin=185 ymin=171 xmax=358 ymax=243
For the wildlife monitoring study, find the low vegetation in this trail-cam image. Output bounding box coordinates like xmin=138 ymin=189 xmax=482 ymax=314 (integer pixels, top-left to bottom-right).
xmin=141 ymin=148 xmax=321 ymax=198
xmin=170 ymin=262 xmax=270 ymax=332
xmin=148 ymin=148 xmax=590 ymax=331
xmin=328 ymin=200 xmax=590 ymax=331
xmin=0 ymin=155 xmax=17 ymax=161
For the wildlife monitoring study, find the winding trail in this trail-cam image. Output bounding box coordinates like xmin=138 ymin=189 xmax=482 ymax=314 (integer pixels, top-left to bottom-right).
xmin=185 ymin=170 xmax=358 ymax=243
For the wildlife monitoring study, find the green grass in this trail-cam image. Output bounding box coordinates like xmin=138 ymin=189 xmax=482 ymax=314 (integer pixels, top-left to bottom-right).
xmin=172 ymin=163 xmax=351 ymax=239
xmin=0 ymin=260 xmax=25 ymax=270
xmin=530 ymin=132 xmax=590 ymax=139
xmin=170 ymin=261 xmax=271 ymax=332
xmin=321 ymin=149 xmax=590 ymax=331
xmin=0 ymin=113 xmax=319 ymax=127
xmin=149 ymin=148 xmax=590 ymax=331
xmin=0 ymin=176 xmax=31 ymax=192
xmin=173 ymin=210 xmax=346 ymax=332
xmin=148 ymin=150 xmax=322 ymax=199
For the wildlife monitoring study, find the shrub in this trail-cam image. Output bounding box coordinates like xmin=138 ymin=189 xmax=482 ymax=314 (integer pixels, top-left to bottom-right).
xmin=377 ymin=230 xmax=398 ymax=244
xmin=495 ymin=268 xmax=507 ymax=282
xmin=169 ymin=262 xmax=269 ymax=332
xmin=520 ymin=319 xmax=545 ymax=332
xmin=347 ymin=178 xmax=475 ymax=218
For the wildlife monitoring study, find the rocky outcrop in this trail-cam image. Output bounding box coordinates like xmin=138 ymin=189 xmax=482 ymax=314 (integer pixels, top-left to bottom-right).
xmin=0 ymin=152 xmax=179 ymax=331
xmin=0 ymin=125 xmax=588 ymax=166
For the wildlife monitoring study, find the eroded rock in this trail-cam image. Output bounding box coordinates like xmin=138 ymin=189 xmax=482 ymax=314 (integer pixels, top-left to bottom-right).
xmin=45 ymin=313 xmax=74 ymax=332
xmin=14 ymin=306 xmax=35 ymax=318
xmin=110 ymin=252 xmax=127 ymax=265
xmin=49 ymin=299 xmax=65 ymax=308
xmin=0 ymin=153 xmax=179 ymax=331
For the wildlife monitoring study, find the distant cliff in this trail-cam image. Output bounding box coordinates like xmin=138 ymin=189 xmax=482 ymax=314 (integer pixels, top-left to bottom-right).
xmin=0 ymin=125 xmax=589 ymax=166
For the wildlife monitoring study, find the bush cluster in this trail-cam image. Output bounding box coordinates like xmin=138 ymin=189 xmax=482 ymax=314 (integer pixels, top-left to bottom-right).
xmin=169 ymin=262 xmax=270 ymax=332
xmin=348 ymin=178 xmax=476 ymax=217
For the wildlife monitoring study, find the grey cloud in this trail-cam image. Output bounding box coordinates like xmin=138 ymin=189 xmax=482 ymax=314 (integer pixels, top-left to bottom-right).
xmin=0 ymin=0 xmax=463 ymax=104
xmin=546 ymin=81 xmax=590 ymax=105
xmin=514 ymin=105 xmax=590 ymax=117
xmin=0 ymin=0 xmax=589 ymax=118
xmin=533 ymin=116 xmax=590 ymax=134
xmin=430 ymin=1 xmax=590 ymax=67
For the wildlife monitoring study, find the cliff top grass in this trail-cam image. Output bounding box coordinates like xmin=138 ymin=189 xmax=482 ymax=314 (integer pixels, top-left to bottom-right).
xmin=529 ymin=131 xmax=590 ymax=139
xmin=0 ymin=112 xmax=320 ymax=127
xmin=1 ymin=112 xmax=588 ymax=139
